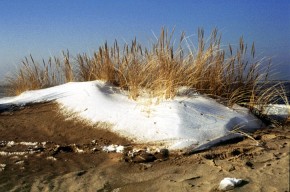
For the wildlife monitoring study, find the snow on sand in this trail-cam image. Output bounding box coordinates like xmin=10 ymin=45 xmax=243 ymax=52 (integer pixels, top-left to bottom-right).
xmin=0 ymin=81 xmax=263 ymax=150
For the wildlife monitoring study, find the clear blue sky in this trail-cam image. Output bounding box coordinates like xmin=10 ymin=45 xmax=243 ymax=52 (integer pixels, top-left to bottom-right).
xmin=0 ymin=0 xmax=289 ymax=81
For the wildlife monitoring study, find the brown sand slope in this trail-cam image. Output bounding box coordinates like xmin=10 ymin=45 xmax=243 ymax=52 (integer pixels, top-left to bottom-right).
xmin=0 ymin=103 xmax=289 ymax=192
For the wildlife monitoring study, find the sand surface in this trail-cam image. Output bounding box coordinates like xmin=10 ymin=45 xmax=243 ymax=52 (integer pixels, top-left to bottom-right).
xmin=0 ymin=103 xmax=289 ymax=192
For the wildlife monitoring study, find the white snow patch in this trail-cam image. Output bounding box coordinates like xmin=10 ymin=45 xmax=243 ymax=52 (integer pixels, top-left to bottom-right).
xmin=218 ymin=177 xmax=243 ymax=191
xmin=0 ymin=164 xmax=6 ymax=171
xmin=15 ymin=160 xmax=24 ymax=165
xmin=102 ymin=145 xmax=117 ymax=153
xmin=0 ymin=151 xmax=36 ymax=156
xmin=102 ymin=145 xmax=124 ymax=153
xmin=46 ymin=156 xmax=57 ymax=161
xmin=116 ymin=146 xmax=125 ymax=153
xmin=7 ymin=141 xmax=15 ymax=147
xmin=3 ymin=141 xmax=40 ymax=147
xmin=0 ymin=81 xmax=264 ymax=150
xmin=74 ymin=147 xmax=84 ymax=153
xmin=19 ymin=142 xmax=38 ymax=146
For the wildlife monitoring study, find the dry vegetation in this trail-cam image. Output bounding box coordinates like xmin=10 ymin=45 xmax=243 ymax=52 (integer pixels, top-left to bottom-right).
xmin=5 ymin=28 xmax=288 ymax=108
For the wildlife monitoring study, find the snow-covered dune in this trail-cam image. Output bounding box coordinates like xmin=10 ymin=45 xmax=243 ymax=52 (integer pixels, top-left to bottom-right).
xmin=0 ymin=81 xmax=263 ymax=150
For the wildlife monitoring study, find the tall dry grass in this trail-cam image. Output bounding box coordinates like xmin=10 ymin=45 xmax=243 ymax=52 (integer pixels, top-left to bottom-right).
xmin=6 ymin=53 xmax=74 ymax=95
xmin=6 ymin=28 xmax=287 ymax=108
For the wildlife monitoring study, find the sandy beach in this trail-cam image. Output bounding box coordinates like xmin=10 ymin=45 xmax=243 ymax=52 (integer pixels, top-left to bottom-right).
xmin=0 ymin=0 xmax=289 ymax=191
xmin=0 ymin=102 xmax=289 ymax=191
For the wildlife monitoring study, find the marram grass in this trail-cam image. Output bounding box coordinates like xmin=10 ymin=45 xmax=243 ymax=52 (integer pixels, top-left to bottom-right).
xmin=5 ymin=28 xmax=288 ymax=110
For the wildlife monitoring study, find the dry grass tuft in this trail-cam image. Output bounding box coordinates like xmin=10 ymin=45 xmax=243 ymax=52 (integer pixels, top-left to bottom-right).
xmin=6 ymin=53 xmax=74 ymax=95
xmin=5 ymin=28 xmax=287 ymax=109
